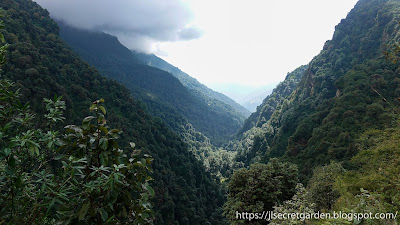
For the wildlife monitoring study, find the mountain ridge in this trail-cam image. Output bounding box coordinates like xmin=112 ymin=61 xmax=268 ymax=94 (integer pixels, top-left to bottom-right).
xmin=224 ymin=1 xmax=400 ymax=223
xmin=134 ymin=51 xmax=251 ymax=117
xmin=0 ymin=0 xmax=227 ymax=223
xmin=58 ymin=23 xmax=245 ymax=146
xmin=234 ymin=0 xmax=400 ymax=180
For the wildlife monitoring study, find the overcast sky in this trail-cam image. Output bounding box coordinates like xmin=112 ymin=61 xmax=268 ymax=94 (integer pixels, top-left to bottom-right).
xmin=35 ymin=0 xmax=359 ymax=96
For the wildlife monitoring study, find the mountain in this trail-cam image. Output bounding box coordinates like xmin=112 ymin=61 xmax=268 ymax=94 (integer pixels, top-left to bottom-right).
xmin=231 ymin=65 xmax=307 ymax=165
xmin=210 ymin=83 xmax=276 ymax=112
xmin=134 ymin=51 xmax=251 ymax=117
xmin=235 ymin=0 xmax=400 ymax=180
xmin=235 ymin=86 xmax=274 ymax=112
xmin=236 ymin=65 xmax=307 ymax=137
xmin=0 ymin=0 xmax=227 ymax=224
xmin=225 ymin=0 xmax=400 ymax=222
xmin=58 ymin=23 xmax=245 ymax=146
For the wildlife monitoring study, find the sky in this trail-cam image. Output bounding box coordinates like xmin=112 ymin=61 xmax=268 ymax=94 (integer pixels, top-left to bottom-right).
xmin=35 ymin=0 xmax=359 ymax=99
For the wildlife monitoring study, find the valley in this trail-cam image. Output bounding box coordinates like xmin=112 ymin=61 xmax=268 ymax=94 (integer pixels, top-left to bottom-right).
xmin=1 ymin=0 xmax=400 ymax=224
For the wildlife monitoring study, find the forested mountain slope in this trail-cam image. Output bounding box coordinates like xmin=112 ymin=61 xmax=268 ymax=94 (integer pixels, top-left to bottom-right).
xmin=134 ymin=51 xmax=251 ymax=117
xmin=231 ymin=65 xmax=307 ymax=166
xmin=235 ymin=0 xmax=400 ymax=181
xmin=58 ymin=23 xmax=245 ymax=146
xmin=237 ymin=65 xmax=308 ymax=136
xmin=0 ymin=0 xmax=227 ymax=224
xmin=224 ymin=1 xmax=400 ymax=223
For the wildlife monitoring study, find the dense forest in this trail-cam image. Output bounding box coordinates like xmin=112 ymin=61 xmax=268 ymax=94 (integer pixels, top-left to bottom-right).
xmin=0 ymin=0 xmax=227 ymax=224
xmin=231 ymin=65 xmax=308 ymax=166
xmin=58 ymin=23 xmax=244 ymax=181
xmin=225 ymin=0 xmax=400 ymax=224
xmin=1 ymin=0 xmax=400 ymax=224
xmin=133 ymin=51 xmax=251 ymax=118
xmin=232 ymin=0 xmax=400 ymax=177
xmin=58 ymin=23 xmax=246 ymax=147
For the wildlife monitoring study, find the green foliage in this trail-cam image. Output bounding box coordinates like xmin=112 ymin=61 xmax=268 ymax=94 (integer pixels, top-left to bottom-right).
xmin=384 ymin=42 xmax=400 ymax=64
xmin=0 ymin=1 xmax=228 ymax=224
xmin=383 ymin=20 xmax=400 ymax=64
xmin=0 ymin=78 xmax=154 ymax=224
xmin=134 ymin=51 xmax=251 ymax=117
xmin=58 ymin=23 xmax=245 ymax=146
xmin=233 ymin=65 xmax=308 ymax=166
xmin=0 ymin=79 xmax=57 ymax=224
xmin=307 ymin=163 xmax=346 ymax=211
xmin=271 ymin=184 xmax=315 ymax=225
xmin=227 ymin=2 xmax=400 ymax=224
xmin=334 ymin=127 xmax=400 ymax=219
xmin=233 ymin=0 xmax=400 ymax=183
xmin=224 ymin=159 xmax=298 ymax=224
xmin=44 ymin=95 xmax=66 ymax=126
xmin=325 ymin=189 xmax=392 ymax=225
xmin=0 ymin=11 xmax=7 ymax=66
xmin=238 ymin=65 xmax=308 ymax=136
xmin=180 ymin=122 xmax=243 ymax=180
xmin=305 ymin=126 xmax=400 ymax=225
xmin=58 ymin=99 xmax=154 ymax=224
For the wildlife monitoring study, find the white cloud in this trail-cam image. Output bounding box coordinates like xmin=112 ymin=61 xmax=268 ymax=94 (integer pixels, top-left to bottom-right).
xmin=35 ymin=0 xmax=360 ymax=95
xmin=35 ymin=0 xmax=203 ymax=52
xmin=157 ymin=0 xmax=359 ymax=90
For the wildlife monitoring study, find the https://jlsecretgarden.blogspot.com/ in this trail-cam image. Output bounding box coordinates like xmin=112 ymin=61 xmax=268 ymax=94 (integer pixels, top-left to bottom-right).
xmin=236 ymin=210 xmax=398 ymax=222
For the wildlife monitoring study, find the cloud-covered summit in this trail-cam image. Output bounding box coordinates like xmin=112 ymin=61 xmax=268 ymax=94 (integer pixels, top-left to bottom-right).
xmin=35 ymin=0 xmax=203 ymax=52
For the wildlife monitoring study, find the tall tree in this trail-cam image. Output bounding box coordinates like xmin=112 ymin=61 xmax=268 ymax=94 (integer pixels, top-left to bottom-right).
xmin=224 ymin=159 xmax=298 ymax=224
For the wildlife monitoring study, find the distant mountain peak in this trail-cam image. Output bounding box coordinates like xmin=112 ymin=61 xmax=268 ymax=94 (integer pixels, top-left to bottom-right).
xmin=133 ymin=50 xmax=251 ymax=117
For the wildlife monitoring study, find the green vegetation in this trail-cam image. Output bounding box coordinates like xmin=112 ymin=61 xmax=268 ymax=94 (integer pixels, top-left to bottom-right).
xmin=330 ymin=126 xmax=400 ymax=224
xmin=225 ymin=159 xmax=298 ymax=224
xmin=307 ymin=162 xmax=345 ymax=211
xmin=3 ymin=0 xmax=400 ymax=223
xmin=233 ymin=0 xmax=400 ymax=178
xmin=0 ymin=0 xmax=227 ymax=224
xmin=0 ymin=87 xmax=154 ymax=224
xmin=227 ymin=0 xmax=400 ymax=224
xmin=58 ymin=23 xmax=245 ymax=146
xmin=1 ymin=15 xmax=153 ymax=223
xmin=224 ymin=159 xmax=298 ymax=224
xmin=268 ymin=0 xmax=400 ymax=178
xmin=270 ymin=184 xmax=315 ymax=225
xmin=231 ymin=65 xmax=307 ymax=166
xmin=134 ymin=51 xmax=251 ymax=117
xmin=179 ymin=122 xmax=243 ymax=180
xmin=237 ymin=65 xmax=308 ymax=136
xmin=58 ymin=23 xmax=246 ymax=184
xmin=269 ymin=125 xmax=400 ymax=224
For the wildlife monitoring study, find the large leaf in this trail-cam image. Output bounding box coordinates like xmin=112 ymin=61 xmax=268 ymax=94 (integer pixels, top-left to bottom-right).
xmin=98 ymin=208 xmax=108 ymax=221
xmin=99 ymin=105 xmax=106 ymax=115
xmin=145 ymin=184 xmax=155 ymax=197
xmin=78 ymin=202 xmax=90 ymax=221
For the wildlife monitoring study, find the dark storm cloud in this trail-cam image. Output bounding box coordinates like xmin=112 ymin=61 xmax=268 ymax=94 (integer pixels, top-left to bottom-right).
xmin=34 ymin=0 xmax=203 ymax=52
